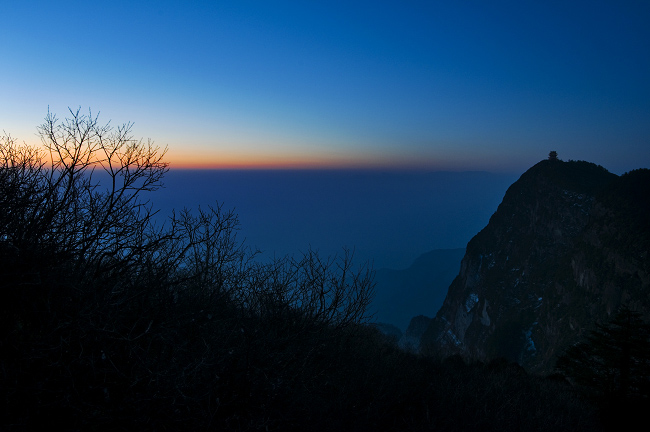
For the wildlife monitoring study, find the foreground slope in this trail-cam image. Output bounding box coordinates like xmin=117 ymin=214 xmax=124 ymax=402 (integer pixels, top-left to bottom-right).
xmin=421 ymin=159 xmax=650 ymax=372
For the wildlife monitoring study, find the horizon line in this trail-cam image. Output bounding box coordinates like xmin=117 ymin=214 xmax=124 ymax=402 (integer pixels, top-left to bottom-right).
xmin=166 ymin=158 xmax=528 ymax=173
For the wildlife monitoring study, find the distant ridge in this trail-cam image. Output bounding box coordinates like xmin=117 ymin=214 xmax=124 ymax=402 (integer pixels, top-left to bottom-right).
xmin=372 ymin=248 xmax=465 ymax=331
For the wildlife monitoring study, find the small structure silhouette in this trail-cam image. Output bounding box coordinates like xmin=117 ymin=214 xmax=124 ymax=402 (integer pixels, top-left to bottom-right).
xmin=548 ymin=151 xmax=558 ymax=161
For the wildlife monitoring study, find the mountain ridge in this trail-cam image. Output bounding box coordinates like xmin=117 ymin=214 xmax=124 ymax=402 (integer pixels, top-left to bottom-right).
xmin=420 ymin=158 xmax=650 ymax=372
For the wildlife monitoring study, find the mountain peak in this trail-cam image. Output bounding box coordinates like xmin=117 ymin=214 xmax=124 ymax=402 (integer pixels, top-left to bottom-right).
xmin=421 ymin=159 xmax=648 ymax=373
xmin=515 ymin=158 xmax=616 ymax=194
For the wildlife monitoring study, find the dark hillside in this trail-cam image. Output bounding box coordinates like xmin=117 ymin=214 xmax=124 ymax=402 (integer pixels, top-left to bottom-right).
xmin=422 ymin=159 xmax=649 ymax=373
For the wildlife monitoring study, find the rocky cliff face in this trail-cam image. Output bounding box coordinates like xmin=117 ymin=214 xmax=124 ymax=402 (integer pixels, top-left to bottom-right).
xmin=399 ymin=315 xmax=432 ymax=351
xmin=421 ymin=160 xmax=650 ymax=373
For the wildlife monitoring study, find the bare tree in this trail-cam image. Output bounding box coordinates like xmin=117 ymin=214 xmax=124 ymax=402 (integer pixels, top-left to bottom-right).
xmin=1 ymin=108 xmax=170 ymax=289
xmin=245 ymin=248 xmax=375 ymax=328
xmin=1 ymin=108 xmax=377 ymax=428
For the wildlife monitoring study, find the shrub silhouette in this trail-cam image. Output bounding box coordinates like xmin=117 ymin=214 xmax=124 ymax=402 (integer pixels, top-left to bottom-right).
xmin=0 ymin=108 xmax=374 ymax=429
xmin=555 ymin=307 xmax=650 ymax=430
xmin=556 ymin=307 xmax=650 ymax=399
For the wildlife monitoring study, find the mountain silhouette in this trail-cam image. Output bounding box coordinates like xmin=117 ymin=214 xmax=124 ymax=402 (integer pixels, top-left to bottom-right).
xmin=421 ymin=158 xmax=650 ymax=372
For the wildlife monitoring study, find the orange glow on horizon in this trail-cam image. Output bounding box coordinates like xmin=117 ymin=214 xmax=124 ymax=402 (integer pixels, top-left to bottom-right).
xmin=163 ymin=145 xmax=516 ymax=171
xmin=169 ymin=158 xmax=393 ymax=170
xmin=165 ymin=153 xmax=458 ymax=171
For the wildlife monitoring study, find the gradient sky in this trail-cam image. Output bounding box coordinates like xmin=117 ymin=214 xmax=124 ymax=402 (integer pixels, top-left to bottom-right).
xmin=2 ymin=0 xmax=649 ymax=173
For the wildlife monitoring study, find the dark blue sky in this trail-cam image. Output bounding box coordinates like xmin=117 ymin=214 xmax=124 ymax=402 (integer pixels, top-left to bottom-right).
xmin=2 ymin=0 xmax=649 ymax=173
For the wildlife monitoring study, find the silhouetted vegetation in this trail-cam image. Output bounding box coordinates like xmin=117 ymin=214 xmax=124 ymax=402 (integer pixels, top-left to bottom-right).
xmin=2 ymin=110 xmax=603 ymax=430
xmin=597 ymin=168 xmax=650 ymax=258
xmin=533 ymin=159 xmax=617 ymax=195
xmin=555 ymin=307 xmax=650 ymax=430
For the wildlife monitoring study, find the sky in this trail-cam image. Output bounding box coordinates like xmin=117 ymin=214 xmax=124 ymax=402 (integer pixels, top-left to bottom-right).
xmin=2 ymin=0 xmax=649 ymax=173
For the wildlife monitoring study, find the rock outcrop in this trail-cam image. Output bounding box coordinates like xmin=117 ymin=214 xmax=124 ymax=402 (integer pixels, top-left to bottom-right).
xmin=399 ymin=315 xmax=432 ymax=351
xmin=421 ymin=159 xmax=650 ymax=373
